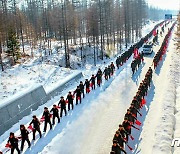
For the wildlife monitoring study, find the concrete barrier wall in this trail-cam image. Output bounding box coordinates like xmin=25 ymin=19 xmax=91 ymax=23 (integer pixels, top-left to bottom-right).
xmin=0 ymin=85 xmax=47 ymax=135
xmin=47 ymin=72 xmax=83 ymax=98
xmin=0 ymin=72 xmax=83 ymax=136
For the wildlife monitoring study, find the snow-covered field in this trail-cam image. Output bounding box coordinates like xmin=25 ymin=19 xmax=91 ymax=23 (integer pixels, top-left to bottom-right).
xmin=1 ymin=20 xmax=176 ymax=154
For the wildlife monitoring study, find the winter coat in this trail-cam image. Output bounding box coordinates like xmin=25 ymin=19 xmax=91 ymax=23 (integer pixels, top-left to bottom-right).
xmin=74 ymin=88 xmax=81 ymax=96
xmin=50 ymin=108 xmax=59 ymax=116
xmin=85 ymin=81 xmax=90 ymax=88
xmin=67 ymin=94 xmax=73 ymax=103
xmin=8 ymin=137 xmax=19 ymax=147
xmin=58 ymin=100 xmax=66 ymax=108
xmin=30 ymin=118 xmax=40 ymax=129
xmin=20 ymin=129 xmax=29 ymax=139
xmin=43 ymin=110 xmax=51 ymax=121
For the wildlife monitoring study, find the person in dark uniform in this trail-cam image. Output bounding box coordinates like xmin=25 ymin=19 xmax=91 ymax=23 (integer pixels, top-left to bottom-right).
xmin=66 ymin=91 xmax=74 ymax=110
xmin=90 ymin=75 xmax=96 ymax=90
xmin=74 ymin=86 xmax=82 ymax=105
xmin=7 ymin=132 xmax=20 ymax=154
xmin=85 ymin=79 xmax=90 ymax=93
xmin=108 ymin=66 xmax=111 ymax=79
xmin=79 ymin=81 xmax=85 ymax=98
xmin=96 ymin=69 xmax=102 ymax=87
xmin=50 ymin=105 xmax=60 ymax=125
xmin=103 ymin=67 xmax=109 ymax=80
xmin=30 ymin=115 xmax=42 ymax=140
xmin=58 ymin=96 xmax=67 ymax=117
xmin=42 ymin=107 xmax=52 ymax=132
xmin=110 ymin=62 xmax=115 ymax=75
xmin=113 ymin=131 xmax=126 ymax=150
xmin=111 ymin=140 xmax=126 ymax=154
xmin=20 ymin=125 xmax=31 ymax=151
xmin=118 ymin=124 xmax=129 ymax=140
xmin=124 ymin=109 xmax=137 ymax=124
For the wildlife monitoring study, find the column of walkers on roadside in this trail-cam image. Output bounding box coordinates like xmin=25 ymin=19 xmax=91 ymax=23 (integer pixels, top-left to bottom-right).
xmin=110 ymin=20 xmax=176 ymax=154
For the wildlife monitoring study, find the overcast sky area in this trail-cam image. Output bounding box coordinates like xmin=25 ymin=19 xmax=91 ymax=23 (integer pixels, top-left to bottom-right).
xmin=147 ymin=0 xmax=180 ymax=10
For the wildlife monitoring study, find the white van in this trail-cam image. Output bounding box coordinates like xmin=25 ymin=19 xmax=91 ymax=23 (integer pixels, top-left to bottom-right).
xmin=142 ymin=44 xmax=153 ymax=54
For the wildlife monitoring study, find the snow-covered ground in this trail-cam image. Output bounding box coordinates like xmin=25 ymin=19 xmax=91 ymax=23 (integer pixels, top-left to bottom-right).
xmin=0 ymin=20 xmax=170 ymax=154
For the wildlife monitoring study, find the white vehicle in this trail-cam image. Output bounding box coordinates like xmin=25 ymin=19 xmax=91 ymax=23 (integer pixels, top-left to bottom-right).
xmin=142 ymin=44 xmax=153 ymax=54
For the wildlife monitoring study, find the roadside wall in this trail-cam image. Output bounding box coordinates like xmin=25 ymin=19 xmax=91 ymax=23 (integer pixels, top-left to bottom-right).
xmin=0 ymin=72 xmax=83 ymax=135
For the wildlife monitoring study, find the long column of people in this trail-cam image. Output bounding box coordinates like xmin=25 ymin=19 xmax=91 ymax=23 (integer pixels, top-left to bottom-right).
xmin=110 ymin=21 xmax=176 ymax=154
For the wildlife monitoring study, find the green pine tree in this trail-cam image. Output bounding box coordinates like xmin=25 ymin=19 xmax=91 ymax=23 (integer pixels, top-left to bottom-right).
xmin=7 ymin=28 xmax=20 ymax=64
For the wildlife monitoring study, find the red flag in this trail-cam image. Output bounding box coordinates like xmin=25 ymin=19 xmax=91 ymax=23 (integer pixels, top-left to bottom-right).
xmin=127 ymin=144 xmax=133 ymax=151
xmin=28 ymin=125 xmax=34 ymax=131
xmin=132 ymin=113 xmax=137 ymax=118
xmin=142 ymin=99 xmax=146 ymax=106
xmin=65 ymin=100 xmax=69 ymax=104
xmin=153 ymin=29 xmax=157 ymax=36
xmin=50 ymin=114 xmax=53 ymax=118
xmin=86 ymin=88 xmax=90 ymax=93
xmin=56 ymin=106 xmax=60 ymax=109
xmin=135 ymin=120 xmax=142 ymax=126
xmin=78 ymin=97 xmax=81 ymax=100
xmin=90 ymin=83 xmax=93 ymax=87
xmin=123 ymin=138 xmax=127 ymax=142
xmin=5 ymin=143 xmax=11 ymax=148
xmin=40 ymin=116 xmax=45 ymax=122
xmin=130 ymin=135 xmax=134 ymax=140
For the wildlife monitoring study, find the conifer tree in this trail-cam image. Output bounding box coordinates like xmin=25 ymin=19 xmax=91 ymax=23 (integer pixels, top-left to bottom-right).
xmin=7 ymin=28 xmax=20 ymax=64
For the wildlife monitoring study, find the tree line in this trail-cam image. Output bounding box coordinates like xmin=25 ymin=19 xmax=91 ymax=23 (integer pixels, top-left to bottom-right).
xmin=0 ymin=0 xmax=156 ymax=71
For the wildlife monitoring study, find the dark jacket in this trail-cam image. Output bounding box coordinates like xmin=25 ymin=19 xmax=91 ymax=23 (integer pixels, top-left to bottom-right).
xmin=118 ymin=128 xmax=129 ymax=138
xmin=85 ymin=81 xmax=90 ymax=88
xmin=122 ymin=121 xmax=131 ymax=131
xmin=113 ymin=135 xmax=125 ymax=147
xmin=30 ymin=118 xmax=40 ymax=129
xmin=20 ymin=129 xmax=29 ymax=139
xmin=90 ymin=76 xmax=96 ymax=84
xmin=125 ymin=113 xmax=136 ymax=122
xmin=67 ymin=94 xmax=73 ymax=103
xmin=74 ymin=88 xmax=81 ymax=96
xmin=104 ymin=68 xmax=109 ymax=75
xmin=58 ymin=99 xmax=66 ymax=108
xmin=43 ymin=110 xmax=51 ymax=121
xmin=79 ymin=83 xmax=84 ymax=92
xmin=96 ymin=72 xmax=102 ymax=80
xmin=50 ymin=108 xmax=59 ymax=116
xmin=8 ymin=137 xmax=19 ymax=147
xmin=111 ymin=144 xmax=126 ymax=154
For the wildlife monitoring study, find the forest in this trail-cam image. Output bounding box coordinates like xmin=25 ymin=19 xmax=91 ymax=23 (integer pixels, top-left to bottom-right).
xmin=0 ymin=0 xmax=175 ymax=70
